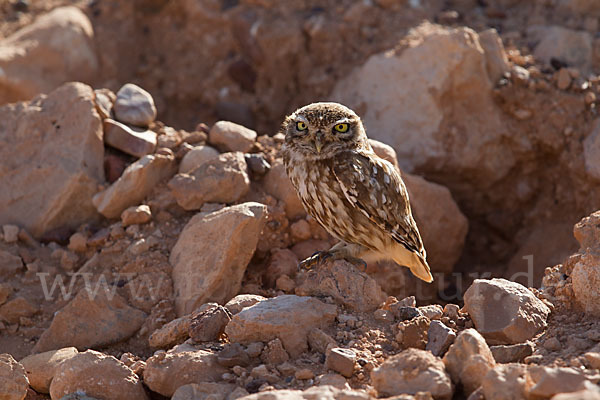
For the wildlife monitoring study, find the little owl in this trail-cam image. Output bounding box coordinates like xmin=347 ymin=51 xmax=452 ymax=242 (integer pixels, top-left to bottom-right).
xmin=281 ymin=102 xmax=433 ymax=283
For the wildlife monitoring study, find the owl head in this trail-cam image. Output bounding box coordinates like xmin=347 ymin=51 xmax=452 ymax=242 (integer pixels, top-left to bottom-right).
xmin=281 ymin=102 xmax=369 ymax=159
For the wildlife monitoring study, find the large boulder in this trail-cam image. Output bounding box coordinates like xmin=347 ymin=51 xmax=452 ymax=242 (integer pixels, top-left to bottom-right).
xmin=0 ymin=82 xmax=104 ymax=237
xmin=170 ymin=202 xmax=267 ymax=315
xmin=331 ymin=23 xmax=510 ymax=185
xmin=0 ymin=7 xmax=98 ymax=105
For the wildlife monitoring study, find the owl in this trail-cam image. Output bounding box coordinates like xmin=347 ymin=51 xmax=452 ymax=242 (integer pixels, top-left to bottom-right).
xmin=281 ymin=102 xmax=433 ymax=283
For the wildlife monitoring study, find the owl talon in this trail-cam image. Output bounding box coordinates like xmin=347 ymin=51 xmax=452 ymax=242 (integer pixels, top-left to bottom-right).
xmin=299 ymin=251 xmax=332 ymax=270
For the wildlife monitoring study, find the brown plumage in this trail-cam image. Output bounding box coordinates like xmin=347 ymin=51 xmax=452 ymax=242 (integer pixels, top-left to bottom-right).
xmin=281 ymin=102 xmax=433 ymax=283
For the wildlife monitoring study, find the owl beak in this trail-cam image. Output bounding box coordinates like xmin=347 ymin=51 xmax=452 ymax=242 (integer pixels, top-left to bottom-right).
xmin=314 ymin=132 xmax=323 ymax=153
xmin=315 ymin=140 xmax=323 ymax=153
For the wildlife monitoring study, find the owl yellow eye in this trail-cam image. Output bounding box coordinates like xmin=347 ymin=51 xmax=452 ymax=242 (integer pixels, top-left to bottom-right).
xmin=296 ymin=121 xmax=307 ymax=131
xmin=334 ymin=123 xmax=349 ymax=133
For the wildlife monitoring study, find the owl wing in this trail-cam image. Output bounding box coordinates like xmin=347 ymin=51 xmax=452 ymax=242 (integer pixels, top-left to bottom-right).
xmin=331 ymin=150 xmax=426 ymax=258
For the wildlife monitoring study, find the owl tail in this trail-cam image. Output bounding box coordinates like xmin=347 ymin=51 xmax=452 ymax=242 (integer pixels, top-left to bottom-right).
xmin=392 ymin=248 xmax=434 ymax=283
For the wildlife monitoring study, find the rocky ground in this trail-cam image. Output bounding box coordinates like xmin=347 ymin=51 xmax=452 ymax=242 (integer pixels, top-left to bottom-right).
xmin=2 ymin=0 xmax=600 ymax=399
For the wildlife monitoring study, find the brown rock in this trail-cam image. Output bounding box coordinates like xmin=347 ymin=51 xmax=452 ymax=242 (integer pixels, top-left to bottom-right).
xmin=149 ymin=315 xmax=191 ymax=349
xmin=189 ymin=303 xmax=231 ymax=342
xmin=67 ymin=232 xmax=88 ymax=253
xmin=120 ymin=204 xmax=152 ymax=226
xmin=0 ymin=297 xmax=37 ymax=324
xmin=296 ymin=260 xmax=386 ymax=312
xmin=557 ymin=68 xmax=572 ymax=90
xmin=426 ymin=320 xmax=456 ymax=356
xmin=33 ymin=287 xmax=146 ymax=353
xmin=19 ymin=347 xmax=78 ymax=393
xmin=552 ymin=390 xmax=600 ymax=400
xmin=443 ymin=329 xmax=496 ymax=395
xmin=372 ymin=348 xmax=453 ymax=399
xmin=225 ymin=295 xmax=337 ymax=357
xmin=481 ymin=363 xmax=532 ymax=400
xmin=179 ymin=145 xmax=220 ymax=174
xmin=290 ymin=219 xmax=311 ymax=242
xmin=93 ymin=152 xmax=176 ymax=218
xmin=0 ymin=7 xmax=98 ymax=105
xmin=0 ymin=250 xmax=23 ymax=279
xmin=171 ymin=202 xmax=267 ymax=315
xmin=171 ymin=382 xmax=236 ymax=400
xmin=326 ymin=348 xmax=356 ymax=378
xmin=263 ymin=159 xmax=306 ymax=220
xmin=308 ymin=328 xmax=337 ymax=354
xmin=143 ymin=350 xmax=228 ymax=397
xmin=400 ymin=315 xmax=430 ymax=349
xmin=49 ymin=350 xmax=148 ymax=400
xmin=463 ymin=278 xmax=550 ymax=345
xmin=265 ymin=248 xmax=298 ymax=287
xmin=217 ymin=343 xmax=250 ymax=367
xmin=261 ymin=338 xmax=290 ymax=365
xmin=490 ymin=342 xmax=534 ymax=363
xmin=0 ymin=353 xmax=29 ymax=400
xmin=2 ymin=225 xmax=19 ymax=243
xmin=0 ymin=283 xmax=12 ymax=305
xmin=236 ymin=386 xmax=371 ymax=399
xmin=169 ymin=152 xmax=250 ymax=211
xmin=208 ymin=120 xmax=257 ymax=153
xmin=224 ymin=294 xmax=267 ymax=315
xmin=103 ymin=119 xmax=157 ymax=157
xmin=528 ymin=25 xmax=592 ymax=71
xmin=478 ymin=28 xmax=510 ymax=83
xmin=0 ymin=83 xmax=104 ymax=238
xmin=529 ymin=366 xmax=592 ymax=398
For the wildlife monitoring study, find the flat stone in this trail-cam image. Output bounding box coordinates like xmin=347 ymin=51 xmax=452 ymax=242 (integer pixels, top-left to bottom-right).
xmin=178 ymin=145 xmax=219 ymax=174
xmin=490 ymin=342 xmax=534 ymax=363
xmin=148 ymin=315 xmax=191 ymax=349
xmin=224 ymin=294 xmax=267 ymax=315
xmin=33 ymin=287 xmax=146 ymax=353
xmin=189 ymin=303 xmax=231 ymax=343
xmin=113 ymin=83 xmax=157 ymax=127
xmin=103 ymin=118 xmax=157 ymax=157
xmin=225 ymin=295 xmax=337 ymax=357
xmin=143 ymin=350 xmax=228 ymax=397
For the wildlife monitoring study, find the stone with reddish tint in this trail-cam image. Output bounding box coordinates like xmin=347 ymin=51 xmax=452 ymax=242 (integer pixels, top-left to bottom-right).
xmin=143 ymin=350 xmax=227 ymax=397
xmin=148 ymin=315 xmax=191 ymax=349
xmin=178 ymin=145 xmax=220 ymax=174
xmin=443 ymin=329 xmax=495 ymax=395
xmin=33 ymin=287 xmax=146 ymax=352
xmin=372 ymin=348 xmax=453 ymax=399
xmin=50 ymin=350 xmax=148 ymax=400
xmin=208 ymin=120 xmax=257 ymax=153
xmin=120 ymin=204 xmax=152 ymax=226
xmin=169 ymin=152 xmax=250 ymax=211
xmin=263 ymin=159 xmax=306 ymax=220
xmin=171 ymin=203 xmax=267 ymax=315
xmin=93 ymin=152 xmax=176 ymax=218
xmin=189 ymin=303 xmax=231 ymax=343
xmin=224 ymin=294 xmax=267 ymax=315
xmin=225 ymin=295 xmax=337 ymax=357
xmin=296 ymin=260 xmax=386 ymax=312
xmin=0 ymin=353 xmax=29 ymax=400
xmin=463 ymin=278 xmax=550 ymax=345
xmin=19 ymin=347 xmax=79 ymax=393
xmin=326 ymin=348 xmax=356 ymax=378
xmin=103 ymin=118 xmax=157 ymax=157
